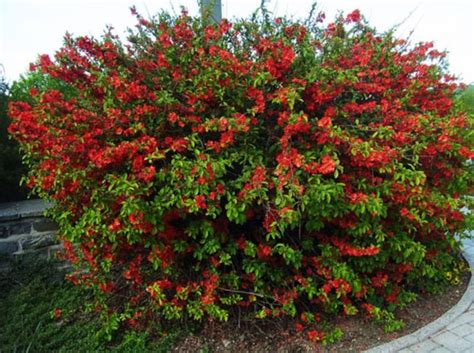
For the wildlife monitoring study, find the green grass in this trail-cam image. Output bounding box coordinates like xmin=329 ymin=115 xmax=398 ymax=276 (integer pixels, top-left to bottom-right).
xmin=0 ymin=257 xmax=186 ymax=353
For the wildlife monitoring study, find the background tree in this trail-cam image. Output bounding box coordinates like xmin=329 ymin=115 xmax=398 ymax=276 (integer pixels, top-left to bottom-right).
xmin=459 ymin=84 xmax=474 ymax=114
xmin=0 ymin=69 xmax=27 ymax=202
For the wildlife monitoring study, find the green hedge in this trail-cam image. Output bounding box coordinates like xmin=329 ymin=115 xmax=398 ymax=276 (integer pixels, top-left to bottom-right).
xmin=7 ymin=6 xmax=474 ymax=343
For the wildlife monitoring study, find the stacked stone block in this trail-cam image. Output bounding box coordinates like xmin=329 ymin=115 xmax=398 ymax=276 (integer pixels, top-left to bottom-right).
xmin=0 ymin=200 xmax=60 ymax=259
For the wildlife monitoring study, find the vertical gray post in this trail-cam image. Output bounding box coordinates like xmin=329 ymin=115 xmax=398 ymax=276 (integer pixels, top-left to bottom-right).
xmin=201 ymin=0 xmax=222 ymax=24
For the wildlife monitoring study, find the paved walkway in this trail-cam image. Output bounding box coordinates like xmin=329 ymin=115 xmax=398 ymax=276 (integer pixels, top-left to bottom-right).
xmin=367 ymin=235 xmax=474 ymax=353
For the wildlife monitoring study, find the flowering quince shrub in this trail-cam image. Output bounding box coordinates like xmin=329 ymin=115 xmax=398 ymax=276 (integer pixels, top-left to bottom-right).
xmin=8 ymin=7 xmax=474 ymax=341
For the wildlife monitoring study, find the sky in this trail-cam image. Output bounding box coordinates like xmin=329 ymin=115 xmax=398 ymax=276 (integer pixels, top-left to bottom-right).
xmin=1 ymin=0 xmax=473 ymax=84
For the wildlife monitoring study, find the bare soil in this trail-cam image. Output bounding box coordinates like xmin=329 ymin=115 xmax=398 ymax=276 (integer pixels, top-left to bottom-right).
xmin=172 ymin=269 xmax=470 ymax=353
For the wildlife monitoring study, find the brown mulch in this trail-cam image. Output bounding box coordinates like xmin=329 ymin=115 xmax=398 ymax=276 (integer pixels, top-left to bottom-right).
xmin=172 ymin=268 xmax=471 ymax=353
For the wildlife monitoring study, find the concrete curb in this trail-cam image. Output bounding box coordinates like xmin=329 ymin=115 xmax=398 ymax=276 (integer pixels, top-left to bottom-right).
xmin=366 ymin=239 xmax=474 ymax=353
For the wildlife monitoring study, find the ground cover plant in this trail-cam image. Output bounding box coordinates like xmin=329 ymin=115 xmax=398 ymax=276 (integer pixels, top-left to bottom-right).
xmin=0 ymin=257 xmax=185 ymax=352
xmin=7 ymin=4 xmax=474 ymax=346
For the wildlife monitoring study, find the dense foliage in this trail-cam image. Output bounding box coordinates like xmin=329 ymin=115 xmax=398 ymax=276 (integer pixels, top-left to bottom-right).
xmin=459 ymin=84 xmax=474 ymax=114
xmin=0 ymin=74 xmax=27 ymax=202
xmin=8 ymin=7 xmax=474 ymax=341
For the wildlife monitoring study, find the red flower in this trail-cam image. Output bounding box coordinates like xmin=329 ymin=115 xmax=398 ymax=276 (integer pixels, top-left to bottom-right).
xmin=195 ymin=195 xmax=207 ymax=209
xmin=98 ymin=281 xmax=115 ymax=293
xmin=371 ymin=272 xmax=389 ymax=288
xmin=257 ymin=244 xmax=272 ymax=259
xmin=108 ymin=218 xmax=122 ymax=232
xmin=138 ymin=166 xmax=156 ymax=183
xmin=295 ymin=322 xmax=304 ymax=332
xmin=236 ymin=236 xmax=247 ymax=250
xmin=307 ymin=330 xmax=324 ymax=341
xmin=170 ymin=138 xmax=188 ymax=152
xmin=276 ymin=148 xmax=303 ymax=169
xmin=318 ymin=155 xmax=336 ymax=175
xmin=168 ymin=112 xmax=179 ymax=123
xmin=247 ymin=87 xmax=265 ymax=113
xmin=400 ymin=207 xmax=409 ymax=217
xmin=317 ymin=116 xmax=332 ymax=128
xmin=348 ymin=192 xmax=368 ymax=204
xmin=345 ymin=9 xmax=361 ymax=23
xmin=263 ymin=210 xmax=278 ymax=232
xmin=54 ymin=308 xmax=62 ymax=319
xmin=156 ymin=279 xmax=173 ymax=290
xmin=361 ymin=303 xmax=375 ymax=317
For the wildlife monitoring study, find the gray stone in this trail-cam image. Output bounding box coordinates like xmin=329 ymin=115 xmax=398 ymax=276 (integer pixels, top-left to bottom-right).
xmin=0 ymin=204 xmax=20 ymax=221
xmin=431 ymin=330 xmax=472 ymax=352
xmin=446 ymin=311 xmax=474 ymax=329
xmin=409 ymin=339 xmax=442 ymax=352
xmin=13 ymin=246 xmax=51 ymax=260
xmin=9 ymin=221 xmax=32 ymax=236
xmin=397 ymin=348 xmax=415 ymax=353
xmin=47 ymin=244 xmax=64 ymax=260
xmin=0 ymin=199 xmax=53 ymax=222
xmin=0 ymin=240 xmax=18 ymax=254
xmin=19 ymin=233 xmax=57 ymax=251
xmin=429 ymin=347 xmax=454 ymax=353
xmin=0 ymin=224 xmax=8 ymax=238
xmin=13 ymin=243 xmax=64 ymax=261
xmin=32 ymin=219 xmax=58 ymax=233
xmin=463 ymin=331 xmax=474 ymax=343
xmin=451 ymin=323 xmax=474 ymax=337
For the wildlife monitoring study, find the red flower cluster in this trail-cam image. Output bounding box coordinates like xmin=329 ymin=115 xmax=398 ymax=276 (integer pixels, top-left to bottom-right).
xmin=331 ymin=238 xmax=380 ymax=257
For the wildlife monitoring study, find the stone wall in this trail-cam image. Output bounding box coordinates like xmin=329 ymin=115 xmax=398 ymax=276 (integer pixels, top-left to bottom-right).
xmin=0 ymin=200 xmax=60 ymax=259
